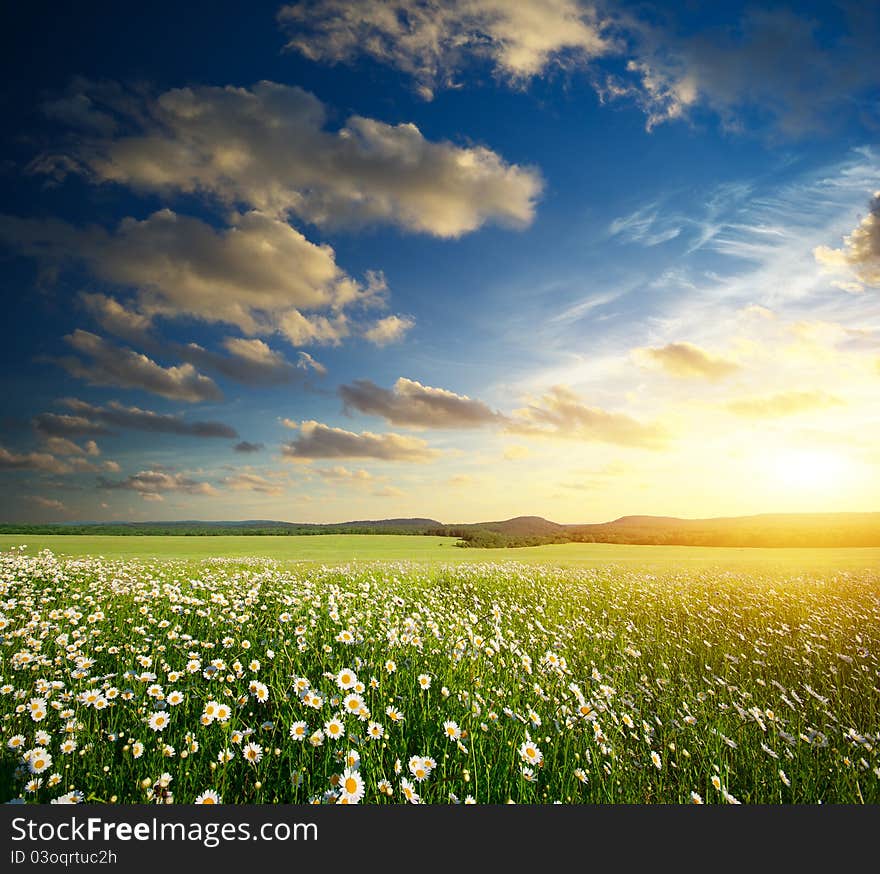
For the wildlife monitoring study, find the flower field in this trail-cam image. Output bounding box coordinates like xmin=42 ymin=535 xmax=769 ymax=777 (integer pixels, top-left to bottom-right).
xmin=1 ymin=547 xmax=878 ymax=804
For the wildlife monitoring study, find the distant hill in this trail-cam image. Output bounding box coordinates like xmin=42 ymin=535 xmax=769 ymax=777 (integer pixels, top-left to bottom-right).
xmin=562 ymin=512 xmax=880 ymax=548
xmin=2 ymin=512 xmax=879 ymax=547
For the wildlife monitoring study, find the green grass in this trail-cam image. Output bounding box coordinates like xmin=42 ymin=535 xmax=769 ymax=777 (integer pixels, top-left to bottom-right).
xmin=1 ymin=548 xmax=877 ymax=804
xmin=2 ymin=534 xmax=879 ymax=572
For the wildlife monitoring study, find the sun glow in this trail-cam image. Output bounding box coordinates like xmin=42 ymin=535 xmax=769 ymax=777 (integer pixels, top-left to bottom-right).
xmin=767 ymin=449 xmax=852 ymax=492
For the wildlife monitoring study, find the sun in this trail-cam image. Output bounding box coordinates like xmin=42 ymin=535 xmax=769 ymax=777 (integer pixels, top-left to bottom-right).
xmin=768 ymin=449 xmax=851 ymax=492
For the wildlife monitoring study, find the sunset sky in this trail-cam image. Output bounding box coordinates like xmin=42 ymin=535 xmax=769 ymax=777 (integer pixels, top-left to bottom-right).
xmin=1 ymin=0 xmax=879 ymax=524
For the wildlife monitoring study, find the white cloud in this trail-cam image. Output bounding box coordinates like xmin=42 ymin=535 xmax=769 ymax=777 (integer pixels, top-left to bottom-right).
xmin=362 ymin=314 xmax=415 ymax=346
xmin=507 ymin=385 xmax=666 ymax=448
xmin=296 ymin=351 xmax=327 ymax=376
xmin=43 ymin=80 xmax=542 ymax=237
xmin=222 ymin=473 xmax=285 ymax=495
xmin=726 ymin=390 xmax=844 ymax=419
xmin=814 ymin=191 xmax=880 ymax=289
xmin=279 ymin=0 xmax=611 ymax=97
xmin=0 ymin=210 xmax=377 ymax=346
xmin=633 ymin=342 xmax=740 ymax=381
xmin=316 ymin=466 xmax=374 ymax=483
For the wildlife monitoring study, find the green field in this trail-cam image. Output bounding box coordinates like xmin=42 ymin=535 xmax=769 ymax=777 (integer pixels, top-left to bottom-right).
xmin=2 ymin=534 xmax=879 ymax=572
xmin=1 ymin=546 xmax=877 ymax=804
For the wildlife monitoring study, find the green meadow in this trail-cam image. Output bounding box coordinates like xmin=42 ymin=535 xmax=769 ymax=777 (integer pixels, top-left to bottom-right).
xmin=1 ymin=545 xmax=878 ymax=804
xmin=2 ymin=534 xmax=879 ymax=572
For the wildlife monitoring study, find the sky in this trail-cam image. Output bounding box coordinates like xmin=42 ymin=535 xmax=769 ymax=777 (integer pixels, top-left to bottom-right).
xmin=1 ymin=0 xmax=879 ymax=525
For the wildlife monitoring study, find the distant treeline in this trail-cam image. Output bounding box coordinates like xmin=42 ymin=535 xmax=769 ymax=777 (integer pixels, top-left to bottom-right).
xmin=3 ymin=512 xmax=880 ymax=548
xmin=0 ymin=524 xmax=435 ymax=537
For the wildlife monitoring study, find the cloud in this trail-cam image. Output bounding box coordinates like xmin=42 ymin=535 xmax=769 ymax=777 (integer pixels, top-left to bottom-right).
xmin=339 ymin=377 xmax=503 ymax=429
xmin=51 ymin=399 xmax=238 ymax=439
xmin=633 ymin=342 xmax=740 ymax=381
xmin=80 ymin=292 xmax=153 ymax=345
xmin=221 ymin=473 xmax=284 ymax=495
xmin=740 ymin=304 xmax=775 ymax=320
xmin=0 ymin=211 xmax=377 ymax=346
xmin=296 ymin=351 xmax=327 ymax=376
xmin=81 ymin=293 xmax=318 ymax=385
xmin=279 ymin=3 xmax=880 ymax=135
xmin=726 ymin=390 xmax=845 ymax=419
xmin=55 ymin=330 xmax=222 ymax=402
xmin=372 ymin=485 xmax=405 ymax=498
xmin=447 ymin=474 xmax=473 ymax=486
xmin=503 ymin=445 xmax=530 ymax=460
xmin=362 ymin=314 xmax=415 ymax=346
xmin=608 ymin=204 xmax=682 ymax=246
xmin=39 ymin=80 xmax=542 ymax=237
xmin=281 ymin=420 xmax=437 ymax=461
xmin=234 ymin=441 xmax=265 ymax=454
xmin=279 ymin=0 xmax=611 ymax=98
xmin=316 ymin=466 xmax=374 ymax=482
xmin=98 ymin=470 xmax=217 ymax=497
xmin=26 ymin=496 xmax=66 ymax=512
xmin=600 ymin=6 xmax=880 ymax=135
xmin=0 ymin=446 xmax=71 ymax=474
xmin=42 ymin=437 xmax=100 ymax=457
xmin=814 ymin=192 xmax=880 ymax=289
xmin=507 ymin=385 xmax=666 ymax=448
xmin=32 ymin=413 xmax=111 ymax=439
xmin=180 ymin=340 xmax=302 ymax=386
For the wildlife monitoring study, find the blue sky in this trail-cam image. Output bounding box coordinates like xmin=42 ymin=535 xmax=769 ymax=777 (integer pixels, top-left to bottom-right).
xmin=1 ymin=0 xmax=879 ymax=523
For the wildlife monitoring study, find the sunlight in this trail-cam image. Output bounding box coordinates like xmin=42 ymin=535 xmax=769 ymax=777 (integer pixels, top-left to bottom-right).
xmin=768 ymin=448 xmax=852 ymax=493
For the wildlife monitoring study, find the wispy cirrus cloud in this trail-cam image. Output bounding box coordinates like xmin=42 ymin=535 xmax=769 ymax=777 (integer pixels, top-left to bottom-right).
xmin=726 ymin=390 xmax=844 ymax=419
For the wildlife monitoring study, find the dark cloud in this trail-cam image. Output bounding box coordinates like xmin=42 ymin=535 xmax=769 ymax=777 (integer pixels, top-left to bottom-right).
xmin=340 ymin=377 xmax=503 ymax=428
xmin=33 ymin=413 xmax=110 ymax=439
xmin=815 ymin=191 xmax=880 ymax=288
xmin=281 ymin=420 xmax=437 ymax=461
xmin=234 ymin=441 xmax=265 ymax=453
xmin=98 ymin=469 xmax=216 ymax=497
xmin=50 ymin=399 xmax=238 ymax=439
xmin=0 ymin=446 xmax=71 ymax=474
xmin=54 ymin=330 xmax=222 ymax=402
